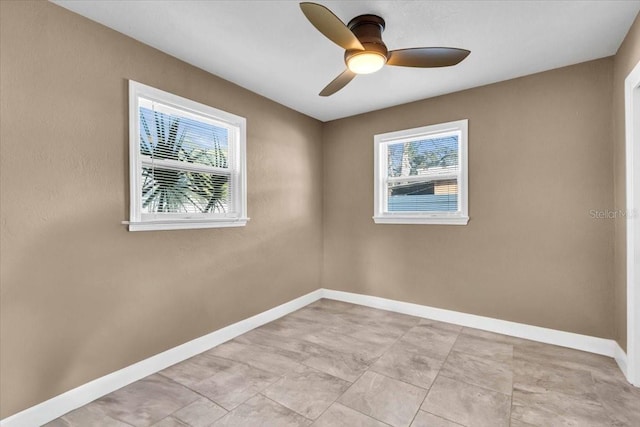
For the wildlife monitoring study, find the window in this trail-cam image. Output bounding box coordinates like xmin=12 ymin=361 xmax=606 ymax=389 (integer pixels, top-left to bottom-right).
xmin=127 ymin=81 xmax=247 ymax=231
xmin=373 ymin=119 xmax=468 ymax=225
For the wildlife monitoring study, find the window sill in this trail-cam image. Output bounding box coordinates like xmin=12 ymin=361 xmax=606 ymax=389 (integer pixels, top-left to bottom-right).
xmin=123 ymin=218 xmax=249 ymax=232
xmin=372 ymin=215 xmax=469 ymax=225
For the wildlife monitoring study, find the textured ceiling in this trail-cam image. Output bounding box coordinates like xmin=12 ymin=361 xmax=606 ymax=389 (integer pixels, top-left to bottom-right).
xmin=53 ymin=0 xmax=640 ymax=121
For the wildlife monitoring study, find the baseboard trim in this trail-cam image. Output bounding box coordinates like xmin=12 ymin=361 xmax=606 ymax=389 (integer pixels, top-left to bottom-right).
xmin=321 ymin=289 xmax=619 ymax=358
xmin=615 ymin=341 xmax=629 ymax=378
xmin=0 ymin=289 xmax=323 ymax=427
xmin=1 ymin=287 xmax=625 ymax=426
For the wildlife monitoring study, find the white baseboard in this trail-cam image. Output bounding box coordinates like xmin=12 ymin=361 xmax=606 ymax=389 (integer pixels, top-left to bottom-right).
xmin=1 ymin=287 xmax=627 ymax=426
xmin=321 ymin=289 xmax=619 ymax=358
xmin=615 ymin=342 xmax=628 ymax=378
xmin=0 ymin=289 xmax=324 ymax=427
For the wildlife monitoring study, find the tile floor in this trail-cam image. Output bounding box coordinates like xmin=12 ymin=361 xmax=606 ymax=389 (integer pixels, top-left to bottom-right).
xmin=45 ymin=299 xmax=640 ymax=427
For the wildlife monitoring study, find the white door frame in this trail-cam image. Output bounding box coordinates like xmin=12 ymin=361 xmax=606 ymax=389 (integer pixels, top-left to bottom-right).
xmin=625 ymin=59 xmax=640 ymax=386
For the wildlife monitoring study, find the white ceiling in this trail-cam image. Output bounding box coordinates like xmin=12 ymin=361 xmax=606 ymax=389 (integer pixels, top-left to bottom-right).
xmin=53 ymin=0 xmax=640 ymax=122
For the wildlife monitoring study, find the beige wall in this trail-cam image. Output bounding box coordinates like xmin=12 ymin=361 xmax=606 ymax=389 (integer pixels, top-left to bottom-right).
xmin=0 ymin=1 xmax=323 ymax=418
xmin=322 ymin=58 xmax=615 ymax=339
xmin=613 ymin=14 xmax=640 ymax=352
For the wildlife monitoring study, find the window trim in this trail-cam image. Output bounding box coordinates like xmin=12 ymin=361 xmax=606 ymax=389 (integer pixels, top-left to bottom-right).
xmin=126 ymin=80 xmax=248 ymax=231
xmin=373 ymin=119 xmax=469 ymax=225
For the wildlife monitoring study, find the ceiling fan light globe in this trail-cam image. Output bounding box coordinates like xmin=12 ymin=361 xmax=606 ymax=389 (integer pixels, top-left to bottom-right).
xmin=347 ymin=51 xmax=386 ymax=74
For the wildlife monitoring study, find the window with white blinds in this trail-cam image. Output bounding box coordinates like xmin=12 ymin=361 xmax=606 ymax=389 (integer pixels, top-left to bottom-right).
xmin=373 ymin=119 xmax=469 ymax=225
xmin=127 ymin=81 xmax=247 ymax=231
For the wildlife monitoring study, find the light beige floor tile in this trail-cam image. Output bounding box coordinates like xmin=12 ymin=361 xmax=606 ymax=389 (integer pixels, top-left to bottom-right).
xmin=451 ymin=333 xmax=513 ymax=362
xmin=511 ymin=388 xmax=612 ymax=427
xmin=302 ymin=344 xmax=371 ymax=382
xmin=306 ymin=306 xmax=416 ymax=346
xmin=330 ymin=321 xmax=406 ymax=349
xmin=507 ymin=418 xmax=538 ymax=427
xmin=44 ymin=404 xmax=133 ymax=427
xmin=460 ymin=328 xmax=529 ymax=345
xmin=513 ymin=358 xmax=597 ymax=399
xmin=398 ymin=324 xmax=459 ymax=360
xmin=236 ymin=326 xmax=372 ymax=383
xmin=370 ymin=343 xmax=443 ymax=389
xmin=592 ymin=375 xmax=640 ymax=426
xmin=297 ymin=328 xmax=386 ymax=381
xmin=440 ymin=350 xmax=513 ymax=395
xmin=305 ymin=299 xmax=357 ymax=314
xmin=410 ymin=411 xmax=463 ymax=427
xmin=589 ymin=357 xmax=631 ymax=384
xmin=42 ymin=420 xmax=70 ymax=427
xmin=93 ymin=374 xmax=200 ymax=427
xmin=257 ymin=314 xmax=327 ymax=338
xmin=338 ymin=371 xmax=427 ymax=427
xmin=159 ymin=354 xmax=236 ymax=387
xmin=300 ymin=329 xmax=386 ymax=360
xmin=205 ymin=340 xmax=305 ymax=375
xmin=233 ymin=329 xmax=314 ymax=363
xmin=151 ymin=417 xmax=188 ymax=427
xmin=172 ymin=397 xmax=227 ymax=427
xmin=418 ymin=319 xmax=463 ymax=333
xmin=262 ymin=366 xmax=350 ymax=419
xmin=339 ymin=309 xmax=420 ymax=336
xmin=312 ymin=403 xmax=389 ymax=427
xmin=513 ymin=340 xmax=618 ymax=379
xmin=287 ymin=307 xmax=354 ymax=331
xmin=212 ymin=395 xmax=311 ymax=427
xmin=190 ymin=362 xmax=279 ymax=410
xmin=239 ymin=327 xmax=351 ymax=362
xmin=347 ymin=305 xmax=420 ymax=330
xmin=422 ymin=376 xmax=510 ymax=427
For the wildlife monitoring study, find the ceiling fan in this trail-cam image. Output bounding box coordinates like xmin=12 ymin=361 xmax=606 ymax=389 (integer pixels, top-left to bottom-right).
xmin=300 ymin=2 xmax=470 ymax=96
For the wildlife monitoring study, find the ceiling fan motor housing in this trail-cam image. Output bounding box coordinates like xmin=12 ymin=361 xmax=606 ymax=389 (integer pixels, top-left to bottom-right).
xmin=344 ymin=14 xmax=388 ymax=64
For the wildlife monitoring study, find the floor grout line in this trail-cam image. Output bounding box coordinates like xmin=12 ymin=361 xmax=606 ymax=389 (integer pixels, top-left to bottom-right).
xmin=155 ymin=371 xmax=234 ymax=412
xmin=256 ymin=393 xmax=316 ymax=423
xmin=412 ymin=327 xmax=463 ymax=426
xmin=306 ymin=312 xmax=419 ymax=427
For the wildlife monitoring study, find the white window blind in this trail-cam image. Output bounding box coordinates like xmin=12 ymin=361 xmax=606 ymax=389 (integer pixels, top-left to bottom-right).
xmin=374 ymin=120 xmax=468 ymax=225
xmin=127 ymin=81 xmax=247 ymax=231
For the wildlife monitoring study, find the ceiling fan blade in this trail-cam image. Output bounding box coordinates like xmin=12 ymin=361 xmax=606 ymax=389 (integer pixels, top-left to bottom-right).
xmin=319 ymin=69 xmax=356 ymax=96
xmin=300 ymin=2 xmax=364 ymax=51
xmin=387 ymin=47 xmax=470 ymax=68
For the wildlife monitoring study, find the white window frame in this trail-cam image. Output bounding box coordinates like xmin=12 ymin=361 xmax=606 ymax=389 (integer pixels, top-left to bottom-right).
xmin=126 ymin=80 xmax=248 ymax=231
xmin=373 ymin=119 xmax=469 ymax=225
